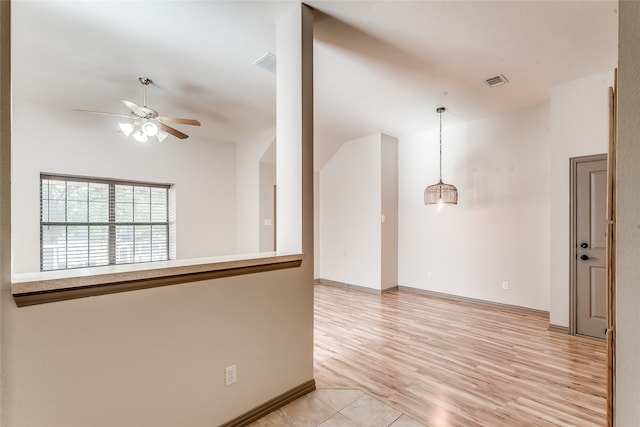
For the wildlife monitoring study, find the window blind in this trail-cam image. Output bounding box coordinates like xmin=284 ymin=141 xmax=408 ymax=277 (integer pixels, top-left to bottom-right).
xmin=40 ymin=174 xmax=171 ymax=271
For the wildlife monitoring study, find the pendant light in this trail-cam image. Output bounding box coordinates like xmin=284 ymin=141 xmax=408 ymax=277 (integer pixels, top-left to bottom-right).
xmin=424 ymin=107 xmax=458 ymax=206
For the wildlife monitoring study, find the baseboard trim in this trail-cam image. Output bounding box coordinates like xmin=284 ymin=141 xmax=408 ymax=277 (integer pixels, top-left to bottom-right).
xmin=315 ymin=278 xmax=398 ymax=294
xmin=548 ymin=324 xmax=570 ymax=334
xmin=219 ymin=379 xmax=316 ymax=427
xmin=397 ymin=285 xmax=550 ymax=318
xmin=316 ymin=280 xmax=549 ymax=320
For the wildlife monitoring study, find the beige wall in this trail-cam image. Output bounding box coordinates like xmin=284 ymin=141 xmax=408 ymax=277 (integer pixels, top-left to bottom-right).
xmin=0 ymin=3 xmax=314 ymax=426
xmin=616 ymin=1 xmax=640 ymax=424
xmin=2 ymin=272 xmax=313 ymax=426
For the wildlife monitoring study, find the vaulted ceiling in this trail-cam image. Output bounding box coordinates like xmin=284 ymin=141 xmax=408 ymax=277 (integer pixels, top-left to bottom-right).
xmin=12 ymin=1 xmax=618 ymax=168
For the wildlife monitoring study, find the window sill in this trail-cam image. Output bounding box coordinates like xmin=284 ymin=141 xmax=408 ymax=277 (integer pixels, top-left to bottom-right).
xmin=11 ymin=252 xmax=304 ymax=307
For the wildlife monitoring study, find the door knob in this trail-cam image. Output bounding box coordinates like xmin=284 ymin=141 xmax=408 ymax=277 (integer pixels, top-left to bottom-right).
xmin=580 ymin=242 xmax=589 ymax=248
xmin=580 ymin=254 xmax=590 ymax=261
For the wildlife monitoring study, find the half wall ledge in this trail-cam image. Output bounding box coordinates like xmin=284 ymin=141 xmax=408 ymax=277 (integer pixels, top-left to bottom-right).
xmin=12 ymin=253 xmax=304 ymax=307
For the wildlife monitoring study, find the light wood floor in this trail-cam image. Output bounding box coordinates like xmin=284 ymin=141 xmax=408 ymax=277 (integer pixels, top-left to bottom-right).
xmin=314 ymin=283 xmax=606 ymax=427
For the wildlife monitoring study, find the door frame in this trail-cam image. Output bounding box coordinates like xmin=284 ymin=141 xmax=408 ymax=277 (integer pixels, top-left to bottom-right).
xmin=569 ymin=153 xmax=608 ymax=336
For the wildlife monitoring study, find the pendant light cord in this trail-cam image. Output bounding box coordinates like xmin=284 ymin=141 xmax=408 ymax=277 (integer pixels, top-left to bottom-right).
xmin=439 ymin=109 xmax=443 ymax=183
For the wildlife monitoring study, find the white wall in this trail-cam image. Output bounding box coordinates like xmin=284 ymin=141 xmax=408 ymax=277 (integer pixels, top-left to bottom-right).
xmin=235 ymin=129 xmax=276 ymax=254
xmin=381 ymin=134 xmax=398 ymax=291
xmin=11 ymin=103 xmax=238 ymax=274
xmin=259 ymin=160 xmax=276 ymax=252
xmin=399 ymin=104 xmax=551 ymax=311
xmin=616 ymin=2 xmax=640 ymax=423
xmin=549 ymin=70 xmax=612 ymax=327
xmin=276 ymin=4 xmax=305 ymax=254
xmin=319 ymin=134 xmax=381 ymax=289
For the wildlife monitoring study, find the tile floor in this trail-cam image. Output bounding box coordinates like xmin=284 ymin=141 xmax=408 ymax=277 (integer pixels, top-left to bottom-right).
xmin=249 ymin=389 xmax=425 ymax=427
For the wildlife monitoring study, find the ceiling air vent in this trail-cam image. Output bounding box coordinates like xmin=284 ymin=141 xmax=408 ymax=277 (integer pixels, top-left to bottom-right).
xmin=485 ymin=74 xmax=509 ymax=87
xmin=254 ymin=52 xmax=276 ymax=73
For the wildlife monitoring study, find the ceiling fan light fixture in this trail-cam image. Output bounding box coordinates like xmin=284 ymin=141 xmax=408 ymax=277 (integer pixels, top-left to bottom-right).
xmin=75 ymin=76 xmax=201 ymax=142
xmin=118 ymin=122 xmax=134 ymax=136
xmin=133 ymin=130 xmax=149 ymax=143
xmin=142 ymin=121 xmax=158 ymax=137
xmin=156 ymin=129 xmax=169 ymax=143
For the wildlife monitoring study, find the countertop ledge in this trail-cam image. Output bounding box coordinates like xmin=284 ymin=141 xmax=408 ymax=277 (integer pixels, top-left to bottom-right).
xmin=11 ymin=252 xmax=304 ymax=306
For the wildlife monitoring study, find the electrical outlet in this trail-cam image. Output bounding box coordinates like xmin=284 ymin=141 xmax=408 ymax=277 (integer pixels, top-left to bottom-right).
xmin=427 ymin=272 xmax=432 ymax=280
xmin=502 ymin=281 xmax=509 ymax=290
xmin=225 ymin=365 xmax=237 ymax=386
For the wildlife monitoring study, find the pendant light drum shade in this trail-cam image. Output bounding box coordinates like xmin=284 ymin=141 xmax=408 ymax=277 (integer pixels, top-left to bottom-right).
xmin=424 ymin=180 xmax=458 ymax=205
xmin=424 ymin=107 xmax=458 ymax=206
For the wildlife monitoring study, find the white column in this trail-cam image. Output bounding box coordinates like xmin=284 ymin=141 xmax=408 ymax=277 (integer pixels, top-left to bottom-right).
xmin=276 ymin=4 xmax=313 ymax=254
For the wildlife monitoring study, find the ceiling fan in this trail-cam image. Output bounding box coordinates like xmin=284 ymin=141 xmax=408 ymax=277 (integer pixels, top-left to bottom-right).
xmin=74 ymin=76 xmax=201 ymax=142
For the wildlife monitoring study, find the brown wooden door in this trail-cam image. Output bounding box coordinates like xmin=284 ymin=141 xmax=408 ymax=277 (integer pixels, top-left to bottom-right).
xmin=575 ymin=156 xmax=608 ymax=339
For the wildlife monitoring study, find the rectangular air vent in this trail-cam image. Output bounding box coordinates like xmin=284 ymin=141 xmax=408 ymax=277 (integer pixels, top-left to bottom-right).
xmin=485 ymin=74 xmax=509 ymax=87
xmin=254 ymin=52 xmax=276 ymax=73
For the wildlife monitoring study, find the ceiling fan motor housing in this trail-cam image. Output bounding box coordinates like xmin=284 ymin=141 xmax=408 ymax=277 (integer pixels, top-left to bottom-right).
xmin=138 ymin=107 xmax=158 ymax=119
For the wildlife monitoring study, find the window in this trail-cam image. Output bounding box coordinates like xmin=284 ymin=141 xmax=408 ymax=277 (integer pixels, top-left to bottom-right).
xmin=40 ymin=174 xmax=171 ymax=271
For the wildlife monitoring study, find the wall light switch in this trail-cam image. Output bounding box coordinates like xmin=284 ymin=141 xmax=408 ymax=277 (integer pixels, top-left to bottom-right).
xmin=225 ymin=365 xmax=237 ymax=386
xmin=381 ymin=215 xmax=386 ymax=223
xmin=264 ymin=219 xmax=272 ymax=226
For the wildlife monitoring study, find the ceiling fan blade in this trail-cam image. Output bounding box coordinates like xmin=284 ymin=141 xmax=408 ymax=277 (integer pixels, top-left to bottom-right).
xmin=121 ymin=99 xmax=145 ymax=116
xmin=72 ymin=109 xmax=131 ymax=119
xmin=158 ymin=123 xmax=189 ymax=140
xmin=158 ymin=117 xmax=201 ymax=126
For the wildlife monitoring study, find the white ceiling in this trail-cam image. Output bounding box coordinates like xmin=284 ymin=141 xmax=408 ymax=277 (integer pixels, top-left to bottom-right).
xmin=12 ymin=1 xmax=618 ymax=168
